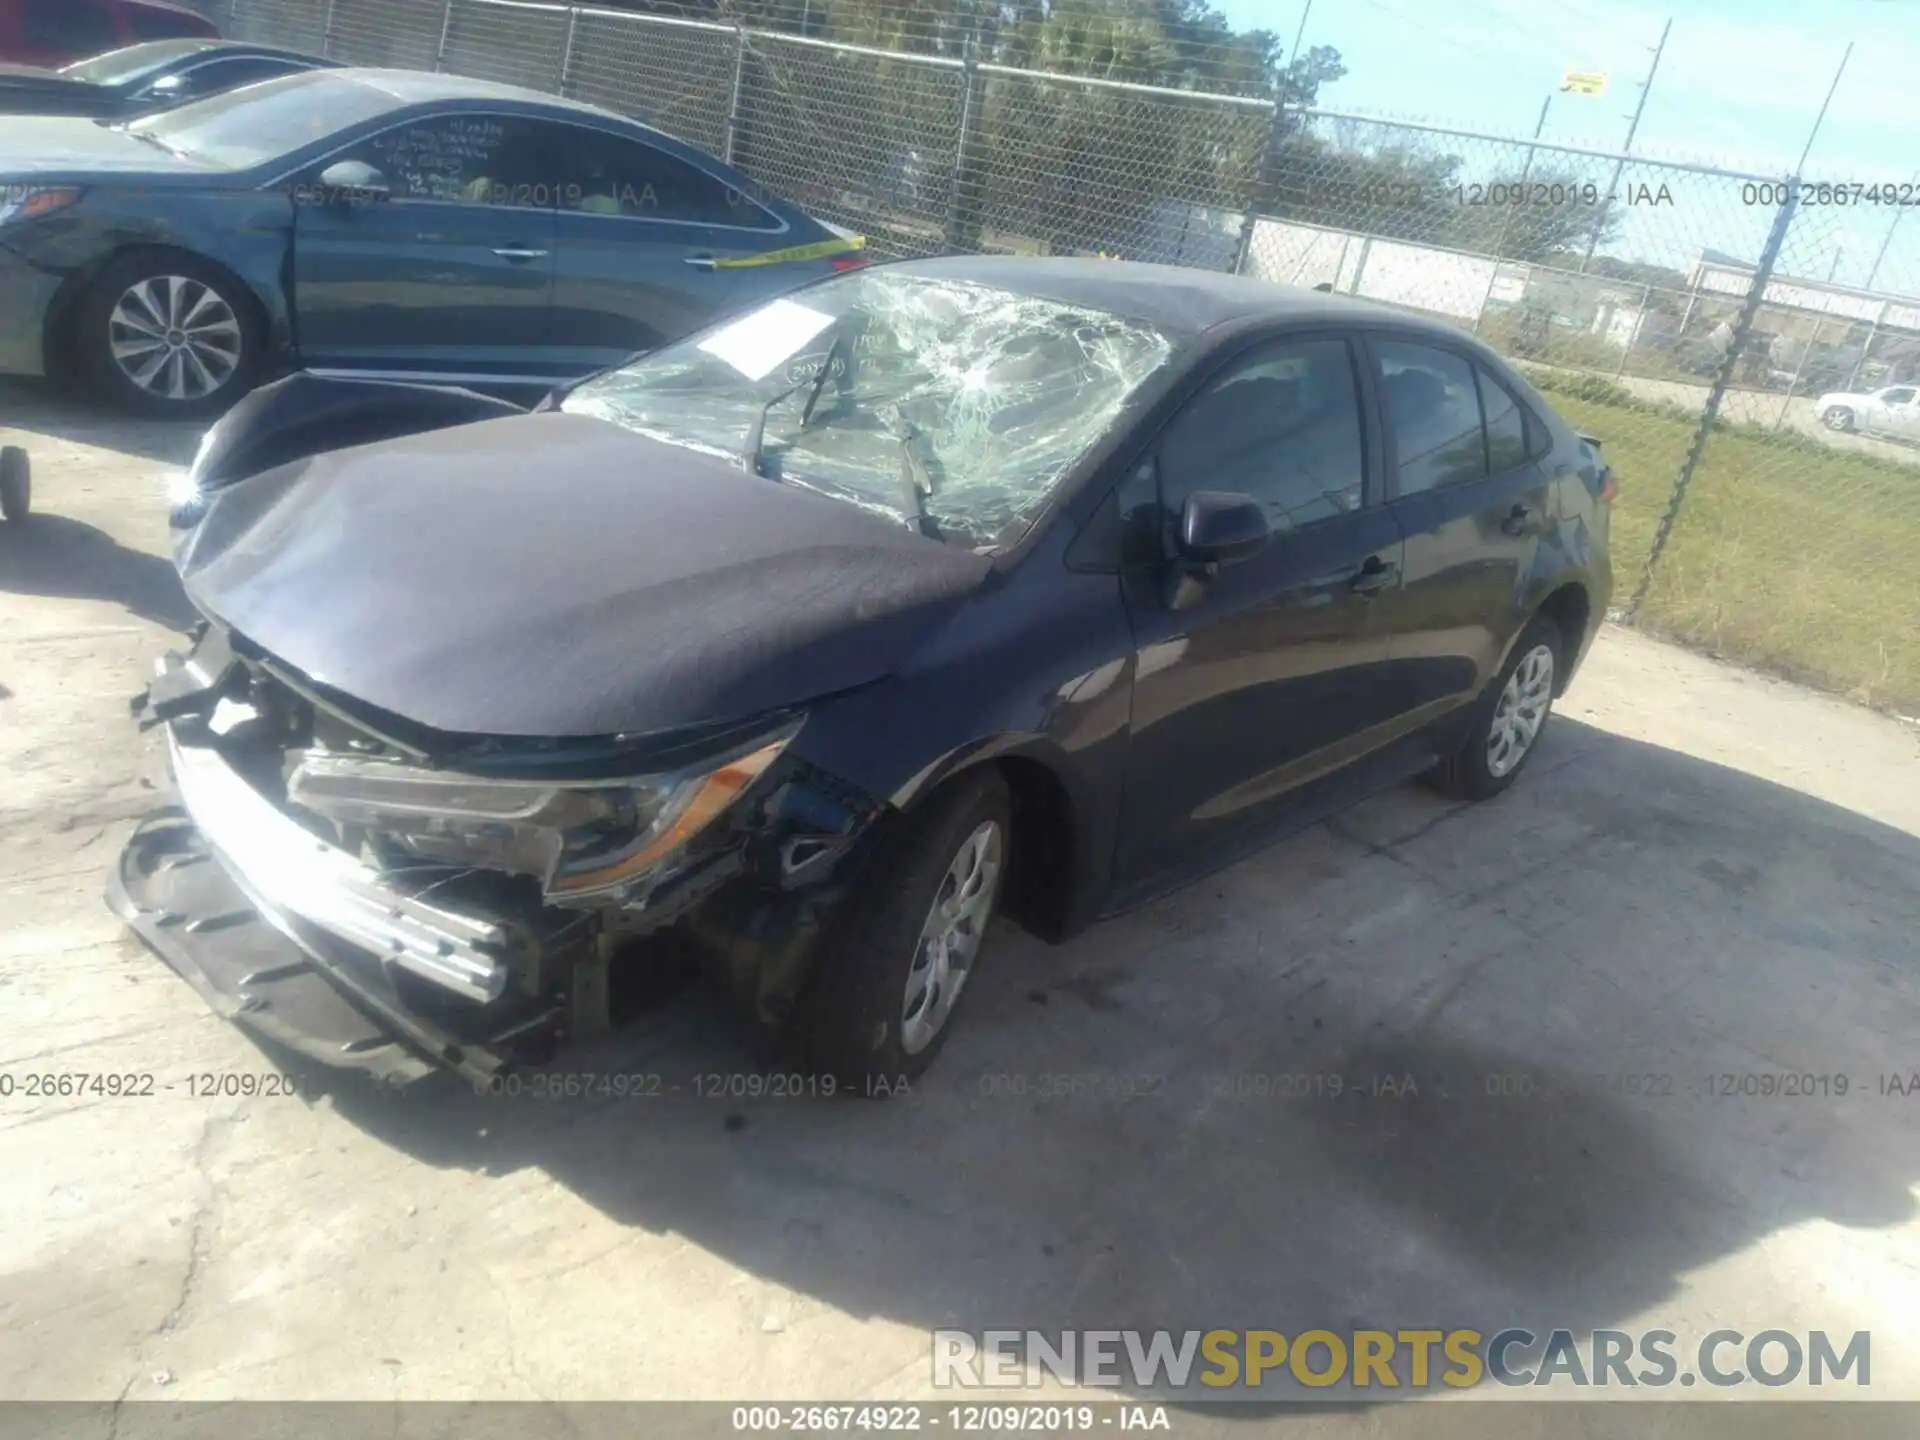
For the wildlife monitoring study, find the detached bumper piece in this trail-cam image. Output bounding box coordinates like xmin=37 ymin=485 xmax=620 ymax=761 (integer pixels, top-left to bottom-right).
xmin=109 ymin=734 xmax=566 ymax=1088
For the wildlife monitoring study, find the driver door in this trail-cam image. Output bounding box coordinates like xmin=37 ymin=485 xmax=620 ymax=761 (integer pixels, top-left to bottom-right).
xmin=1114 ymin=332 xmax=1405 ymax=894
xmin=290 ymin=113 xmax=561 ymax=383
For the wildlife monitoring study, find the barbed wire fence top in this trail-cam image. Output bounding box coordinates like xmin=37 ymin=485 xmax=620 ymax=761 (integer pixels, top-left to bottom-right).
xmin=206 ymin=0 xmax=1920 ymax=715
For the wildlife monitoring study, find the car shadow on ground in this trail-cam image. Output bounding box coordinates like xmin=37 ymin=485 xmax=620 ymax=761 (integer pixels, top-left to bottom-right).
xmin=0 ymin=379 xmax=203 ymax=466
xmin=285 ymin=717 xmax=1920 ymax=1405
xmin=0 ymin=511 xmax=198 ymax=632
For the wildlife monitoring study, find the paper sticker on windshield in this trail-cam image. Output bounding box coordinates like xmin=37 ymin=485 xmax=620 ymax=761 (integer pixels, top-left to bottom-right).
xmin=698 ymin=299 xmax=837 ymax=382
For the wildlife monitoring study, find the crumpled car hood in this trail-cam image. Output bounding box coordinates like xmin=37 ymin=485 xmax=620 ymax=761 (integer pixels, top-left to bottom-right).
xmin=174 ymin=412 xmax=994 ymax=738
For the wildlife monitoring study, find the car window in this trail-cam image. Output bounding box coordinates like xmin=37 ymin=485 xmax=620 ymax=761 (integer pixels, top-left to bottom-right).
xmin=169 ymin=57 xmax=306 ymax=99
xmin=1155 ymin=337 xmax=1366 ymax=535
xmin=333 ymin=115 xmax=555 ymax=207
xmin=62 ymin=38 xmax=207 ymax=82
xmin=131 ymin=71 xmax=400 ymax=169
xmin=563 ymin=272 xmax=1175 ymax=552
xmin=1882 ymin=386 xmax=1916 ymax=404
xmin=552 ymin=126 xmax=778 ymax=228
xmin=1376 ymin=340 xmax=1488 ymax=496
xmin=24 ymin=0 xmax=117 ymax=53
xmin=1478 ymin=367 xmax=1531 ymax=473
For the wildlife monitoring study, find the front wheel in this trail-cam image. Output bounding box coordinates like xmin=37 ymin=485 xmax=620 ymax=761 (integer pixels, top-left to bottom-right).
xmin=1823 ymin=406 xmax=1856 ymax=432
xmin=1430 ymin=615 xmax=1564 ymax=801
xmin=790 ymin=769 xmax=1011 ymax=1090
xmin=77 ymin=253 xmax=262 ymax=419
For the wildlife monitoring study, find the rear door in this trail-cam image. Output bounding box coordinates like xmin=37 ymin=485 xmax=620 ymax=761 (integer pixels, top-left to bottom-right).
xmin=545 ymin=123 xmax=830 ymax=371
xmin=289 ymin=111 xmax=561 ymax=383
xmin=1114 ymin=331 xmax=1405 ymax=892
xmin=1365 ymin=335 xmax=1557 ymax=726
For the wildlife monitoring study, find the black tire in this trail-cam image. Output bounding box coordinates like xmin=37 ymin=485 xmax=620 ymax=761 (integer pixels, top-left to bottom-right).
xmin=75 ymin=250 xmax=263 ymax=419
xmin=790 ymin=768 xmax=1012 ymax=1091
xmin=1430 ymin=613 xmax=1566 ymax=802
xmin=0 ymin=446 xmax=27 ymax=524
xmin=1823 ymin=406 xmax=1855 ymax=432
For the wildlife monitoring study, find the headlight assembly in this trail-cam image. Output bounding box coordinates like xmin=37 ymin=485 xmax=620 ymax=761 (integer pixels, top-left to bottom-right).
xmin=287 ymin=726 xmax=795 ymax=903
xmin=0 ymin=186 xmax=80 ymax=228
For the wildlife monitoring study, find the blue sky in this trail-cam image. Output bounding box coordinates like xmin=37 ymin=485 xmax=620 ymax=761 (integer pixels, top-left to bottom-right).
xmin=1208 ymin=0 xmax=1920 ymax=288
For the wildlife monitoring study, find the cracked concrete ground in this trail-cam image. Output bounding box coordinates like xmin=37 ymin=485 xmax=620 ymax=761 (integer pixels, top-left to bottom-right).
xmin=3 ymin=379 xmax=1920 ymax=1426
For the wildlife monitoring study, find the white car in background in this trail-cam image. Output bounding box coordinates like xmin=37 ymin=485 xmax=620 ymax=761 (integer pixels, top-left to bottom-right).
xmin=1815 ymin=383 xmax=1920 ymax=439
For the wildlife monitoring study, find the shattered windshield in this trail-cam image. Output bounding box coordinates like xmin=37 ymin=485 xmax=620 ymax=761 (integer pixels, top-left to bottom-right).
xmin=561 ymin=273 xmax=1176 ymax=551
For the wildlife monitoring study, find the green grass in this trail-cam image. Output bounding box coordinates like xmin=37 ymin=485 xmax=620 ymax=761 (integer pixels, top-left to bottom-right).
xmin=1542 ymin=387 xmax=1920 ymax=715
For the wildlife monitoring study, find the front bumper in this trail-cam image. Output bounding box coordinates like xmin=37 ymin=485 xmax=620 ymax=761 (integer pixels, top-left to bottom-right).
xmin=109 ymin=730 xmax=565 ymax=1088
xmin=0 ymin=246 xmax=59 ymax=378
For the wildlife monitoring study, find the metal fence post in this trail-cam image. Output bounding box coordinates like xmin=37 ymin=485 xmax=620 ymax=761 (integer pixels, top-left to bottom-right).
xmin=556 ymin=6 xmax=580 ymax=98
xmin=1614 ymin=282 xmax=1652 ymax=379
xmin=722 ymin=27 xmax=748 ymax=166
xmin=433 ymin=0 xmax=455 ymax=73
xmin=1624 ymin=182 xmax=1799 ymax=622
xmin=1773 ymin=315 xmax=1823 ymax=430
xmin=319 ymin=0 xmax=339 ymax=59
xmin=1230 ymin=102 xmax=1287 ymax=276
xmin=944 ymin=47 xmax=985 ymax=255
xmin=1842 ymin=304 xmax=1883 ymax=392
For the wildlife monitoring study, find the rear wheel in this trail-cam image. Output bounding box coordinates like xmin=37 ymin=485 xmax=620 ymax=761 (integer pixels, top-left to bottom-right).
xmin=77 ymin=252 xmax=262 ymax=419
xmin=1430 ymin=614 xmax=1564 ymax=801
xmin=0 ymin=446 xmax=28 ymax=523
xmin=791 ymin=769 xmax=1010 ymax=1091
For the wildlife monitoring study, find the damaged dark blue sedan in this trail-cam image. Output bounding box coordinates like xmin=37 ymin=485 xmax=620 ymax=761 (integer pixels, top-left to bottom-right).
xmin=113 ymin=257 xmax=1616 ymax=1089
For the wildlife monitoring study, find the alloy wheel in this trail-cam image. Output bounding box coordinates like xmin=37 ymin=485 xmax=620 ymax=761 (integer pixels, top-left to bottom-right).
xmin=1487 ymin=643 xmax=1554 ymax=779
xmin=108 ymin=275 xmax=243 ymax=404
xmin=900 ymin=819 xmax=1003 ymax=1055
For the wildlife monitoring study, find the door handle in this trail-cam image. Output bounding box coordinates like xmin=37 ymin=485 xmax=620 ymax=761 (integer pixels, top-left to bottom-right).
xmin=1502 ymin=503 xmax=1537 ymax=537
xmin=491 ymin=247 xmax=549 ymax=261
xmin=1348 ymin=555 xmax=1399 ymax=595
xmin=684 ymin=255 xmax=719 ymax=270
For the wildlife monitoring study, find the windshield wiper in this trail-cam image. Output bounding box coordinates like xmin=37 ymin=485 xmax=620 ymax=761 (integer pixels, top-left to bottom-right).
xmin=740 ymin=330 xmax=849 ymax=478
xmin=885 ymin=407 xmax=941 ymax=541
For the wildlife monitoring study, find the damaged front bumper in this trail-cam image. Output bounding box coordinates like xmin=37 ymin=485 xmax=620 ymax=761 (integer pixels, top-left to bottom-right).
xmin=109 ymin=632 xmax=887 ymax=1086
xmin=109 ymin=801 xmax=556 ymax=1087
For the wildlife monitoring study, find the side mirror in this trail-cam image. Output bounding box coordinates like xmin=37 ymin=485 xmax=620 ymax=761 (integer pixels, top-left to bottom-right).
xmin=1177 ymin=490 xmax=1271 ymax=566
xmin=1163 ymin=491 xmax=1270 ymax=612
xmin=315 ymin=159 xmax=390 ymax=206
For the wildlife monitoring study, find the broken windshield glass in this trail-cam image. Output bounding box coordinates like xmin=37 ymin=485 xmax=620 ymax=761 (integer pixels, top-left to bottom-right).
xmin=561 ymin=274 xmax=1176 ymax=551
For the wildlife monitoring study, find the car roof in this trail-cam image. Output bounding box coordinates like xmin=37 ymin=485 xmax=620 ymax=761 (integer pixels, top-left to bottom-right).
xmin=321 ymin=66 xmax=641 ymax=126
xmin=872 ymin=254 xmax=1483 ymax=344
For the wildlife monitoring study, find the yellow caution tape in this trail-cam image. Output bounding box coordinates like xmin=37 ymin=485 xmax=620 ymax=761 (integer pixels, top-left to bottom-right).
xmin=711 ymin=233 xmax=867 ymax=269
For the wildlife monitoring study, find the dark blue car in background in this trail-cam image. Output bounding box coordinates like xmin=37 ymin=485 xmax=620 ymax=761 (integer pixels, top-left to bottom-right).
xmin=0 ymin=67 xmax=863 ymax=415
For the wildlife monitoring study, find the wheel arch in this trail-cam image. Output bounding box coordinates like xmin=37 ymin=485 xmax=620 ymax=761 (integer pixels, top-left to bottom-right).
xmin=888 ymin=738 xmax=1094 ymax=945
xmin=1536 ymin=580 xmax=1592 ymax=695
xmin=46 ymin=242 xmax=281 ymax=387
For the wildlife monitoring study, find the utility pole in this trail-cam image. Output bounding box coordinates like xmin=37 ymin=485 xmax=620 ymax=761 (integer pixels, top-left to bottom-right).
xmin=1472 ymin=91 xmax=1554 ymax=333
xmin=1795 ymin=43 xmax=1853 ymax=177
xmin=1580 ymin=16 xmax=1671 ymax=273
xmin=1286 ymin=0 xmax=1313 ymax=103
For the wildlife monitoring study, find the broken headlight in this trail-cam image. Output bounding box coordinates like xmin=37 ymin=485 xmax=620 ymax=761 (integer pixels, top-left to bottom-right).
xmin=286 ymin=727 xmax=794 ymax=903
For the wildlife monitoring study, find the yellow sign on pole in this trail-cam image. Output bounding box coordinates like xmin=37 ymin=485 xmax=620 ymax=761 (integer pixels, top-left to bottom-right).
xmin=1561 ymin=68 xmax=1609 ymax=96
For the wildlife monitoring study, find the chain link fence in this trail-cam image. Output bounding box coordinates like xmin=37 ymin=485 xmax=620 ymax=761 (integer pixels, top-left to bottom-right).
xmin=206 ymin=0 xmax=1920 ymax=715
